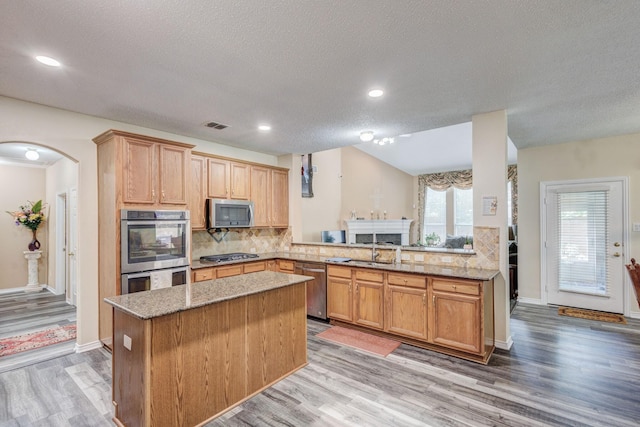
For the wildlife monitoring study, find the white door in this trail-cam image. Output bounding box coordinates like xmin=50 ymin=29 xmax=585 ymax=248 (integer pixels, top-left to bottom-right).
xmin=68 ymin=187 xmax=78 ymax=306
xmin=56 ymin=193 xmax=68 ymax=298
xmin=543 ymin=178 xmax=626 ymax=313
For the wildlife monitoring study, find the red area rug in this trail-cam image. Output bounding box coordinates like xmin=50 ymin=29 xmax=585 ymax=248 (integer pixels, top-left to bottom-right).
xmin=317 ymin=326 xmax=400 ymax=357
xmin=0 ymin=324 xmax=76 ymax=357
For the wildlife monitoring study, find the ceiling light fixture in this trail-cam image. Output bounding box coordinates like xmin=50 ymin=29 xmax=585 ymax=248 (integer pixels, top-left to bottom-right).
xmin=368 ymin=89 xmax=384 ymax=98
xmin=25 ymin=149 xmax=39 ymax=160
xmin=35 ymin=55 xmax=61 ymax=67
xmin=258 ymin=124 xmax=271 ymax=131
xmin=359 ymin=130 xmax=374 ymax=142
xmin=373 ymin=137 xmax=395 ymax=146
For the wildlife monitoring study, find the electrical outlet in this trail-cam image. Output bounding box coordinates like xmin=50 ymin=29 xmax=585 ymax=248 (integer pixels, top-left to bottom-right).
xmin=123 ymin=334 xmax=132 ymax=351
xmin=633 ymin=223 xmax=640 ymax=232
xmin=415 ymin=254 xmax=424 ymax=262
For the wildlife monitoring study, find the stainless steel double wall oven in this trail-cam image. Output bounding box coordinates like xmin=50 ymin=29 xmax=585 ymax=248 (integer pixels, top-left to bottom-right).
xmin=120 ymin=209 xmax=190 ymax=294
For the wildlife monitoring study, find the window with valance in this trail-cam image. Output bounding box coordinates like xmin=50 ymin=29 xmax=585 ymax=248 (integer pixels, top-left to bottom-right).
xmin=417 ymin=165 xmax=517 ymax=243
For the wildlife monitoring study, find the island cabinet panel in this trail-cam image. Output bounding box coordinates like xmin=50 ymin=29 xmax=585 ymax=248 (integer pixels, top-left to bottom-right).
xmin=430 ymin=277 xmax=483 ymax=354
xmin=353 ymin=269 xmax=384 ymax=330
xmin=111 ymin=281 xmax=307 ymax=427
xmin=327 ymin=266 xmax=353 ymax=322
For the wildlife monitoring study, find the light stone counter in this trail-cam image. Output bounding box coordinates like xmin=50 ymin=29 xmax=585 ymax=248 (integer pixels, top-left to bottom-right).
xmin=191 ymin=252 xmax=499 ymax=282
xmin=104 ymin=271 xmax=312 ymax=320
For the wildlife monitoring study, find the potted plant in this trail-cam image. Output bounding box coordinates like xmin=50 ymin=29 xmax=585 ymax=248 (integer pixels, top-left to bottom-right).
xmin=463 ymin=236 xmax=473 ymax=251
xmin=425 ymin=232 xmax=441 ymax=247
xmin=6 ymin=199 xmax=47 ymax=251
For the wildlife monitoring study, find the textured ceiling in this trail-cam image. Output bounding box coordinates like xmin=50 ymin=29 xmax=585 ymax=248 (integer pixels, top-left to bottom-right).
xmin=1 ymin=1 xmax=639 ymax=163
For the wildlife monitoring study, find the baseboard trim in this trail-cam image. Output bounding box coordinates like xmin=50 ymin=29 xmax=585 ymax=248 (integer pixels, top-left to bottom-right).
xmin=495 ymin=336 xmax=513 ymax=351
xmin=75 ymin=340 xmax=103 ymax=354
xmin=0 ymin=286 xmax=26 ymax=295
xmin=517 ymin=297 xmax=544 ymax=305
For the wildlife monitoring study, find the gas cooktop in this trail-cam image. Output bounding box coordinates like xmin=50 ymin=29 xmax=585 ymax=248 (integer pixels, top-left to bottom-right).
xmin=200 ymin=253 xmax=259 ymax=263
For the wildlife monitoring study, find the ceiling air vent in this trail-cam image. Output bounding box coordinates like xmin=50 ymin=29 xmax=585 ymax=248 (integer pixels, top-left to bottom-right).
xmin=204 ymin=121 xmax=229 ymax=130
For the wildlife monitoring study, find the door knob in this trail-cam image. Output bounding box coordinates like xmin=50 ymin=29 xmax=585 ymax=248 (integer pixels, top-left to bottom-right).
xmin=614 ymin=242 xmax=621 ymax=247
xmin=613 ymin=252 xmax=621 ymax=257
xmin=68 ymin=251 xmax=75 ymax=256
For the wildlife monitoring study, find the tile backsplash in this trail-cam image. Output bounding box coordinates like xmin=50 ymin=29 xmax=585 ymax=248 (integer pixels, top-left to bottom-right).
xmin=192 ymin=226 xmax=499 ymax=270
xmin=192 ymin=228 xmax=292 ymax=260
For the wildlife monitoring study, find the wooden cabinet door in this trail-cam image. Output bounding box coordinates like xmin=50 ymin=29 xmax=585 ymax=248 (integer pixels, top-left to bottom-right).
xmin=386 ymin=285 xmax=427 ymax=340
xmin=188 ymin=155 xmax=207 ymax=229
xmin=327 ymin=275 xmax=353 ymax=322
xmin=431 ymin=290 xmax=482 ymax=354
xmin=158 ymin=144 xmax=189 ymax=205
xmin=270 ymin=169 xmax=289 ymax=227
xmin=276 ymin=259 xmax=295 ymax=273
xmin=230 ymin=162 xmax=250 ymax=200
xmin=353 ymin=269 xmax=384 ymax=330
xmin=122 ymin=138 xmax=155 ymax=204
xmin=208 ymin=158 xmax=229 ymax=199
xmin=250 ymin=165 xmax=270 ymax=226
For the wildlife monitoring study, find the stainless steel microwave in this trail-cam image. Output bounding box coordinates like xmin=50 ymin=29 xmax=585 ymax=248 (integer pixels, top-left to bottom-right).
xmin=207 ymin=199 xmax=254 ymax=228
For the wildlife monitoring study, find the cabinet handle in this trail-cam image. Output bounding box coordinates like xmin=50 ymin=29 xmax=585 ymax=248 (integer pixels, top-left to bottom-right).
xmin=152 ymin=189 xmax=155 ymax=199
xmin=355 ymin=283 xmax=359 ymax=292
xmin=403 ymin=279 xmax=408 ymax=285
xmin=423 ymin=292 xmax=426 ymax=305
xmin=161 ymin=190 xmax=165 ymax=200
xmin=432 ymin=295 xmax=435 ymax=304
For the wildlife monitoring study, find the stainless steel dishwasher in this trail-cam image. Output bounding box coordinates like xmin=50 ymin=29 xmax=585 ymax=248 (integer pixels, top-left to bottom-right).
xmin=294 ymin=261 xmax=327 ymax=320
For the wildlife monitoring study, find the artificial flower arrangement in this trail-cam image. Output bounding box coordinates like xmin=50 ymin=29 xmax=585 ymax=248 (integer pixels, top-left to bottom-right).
xmin=7 ymin=199 xmax=47 ymax=231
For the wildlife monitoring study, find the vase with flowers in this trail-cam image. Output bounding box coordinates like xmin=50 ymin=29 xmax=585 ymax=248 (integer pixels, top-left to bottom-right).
xmin=6 ymin=200 xmax=47 ymax=251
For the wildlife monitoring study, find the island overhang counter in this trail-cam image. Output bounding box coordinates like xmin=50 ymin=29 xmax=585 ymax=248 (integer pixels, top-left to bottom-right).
xmin=105 ymin=271 xmax=312 ymax=427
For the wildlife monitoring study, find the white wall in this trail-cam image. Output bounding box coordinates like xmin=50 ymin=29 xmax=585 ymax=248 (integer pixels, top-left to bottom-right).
xmin=45 ymin=157 xmax=78 ymax=293
xmin=518 ymin=132 xmax=640 ymax=317
xmin=472 ymin=110 xmax=510 ymax=347
xmin=0 ymin=96 xmax=279 ymax=347
xmin=0 ymin=164 xmax=46 ymax=290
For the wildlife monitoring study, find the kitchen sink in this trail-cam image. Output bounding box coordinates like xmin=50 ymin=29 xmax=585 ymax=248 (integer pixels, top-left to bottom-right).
xmin=348 ymin=259 xmax=393 ymax=266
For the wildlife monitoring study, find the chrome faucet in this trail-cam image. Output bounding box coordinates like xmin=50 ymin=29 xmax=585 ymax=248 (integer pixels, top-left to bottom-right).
xmin=371 ymin=232 xmax=380 ymax=262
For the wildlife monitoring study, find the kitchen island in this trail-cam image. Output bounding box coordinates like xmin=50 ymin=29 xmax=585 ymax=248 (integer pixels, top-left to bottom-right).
xmin=104 ymin=271 xmax=311 ymax=427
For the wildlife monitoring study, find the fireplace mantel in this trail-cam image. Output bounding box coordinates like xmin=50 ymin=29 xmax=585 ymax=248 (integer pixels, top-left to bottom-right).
xmin=345 ymin=219 xmax=413 ymax=246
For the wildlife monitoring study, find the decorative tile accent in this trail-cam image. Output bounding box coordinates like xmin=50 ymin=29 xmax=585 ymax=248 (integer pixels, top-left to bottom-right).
xmin=192 ymin=228 xmax=291 ymax=260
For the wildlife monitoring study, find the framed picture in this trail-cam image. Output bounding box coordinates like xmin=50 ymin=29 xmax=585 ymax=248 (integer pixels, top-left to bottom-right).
xmin=301 ymin=153 xmax=313 ymax=197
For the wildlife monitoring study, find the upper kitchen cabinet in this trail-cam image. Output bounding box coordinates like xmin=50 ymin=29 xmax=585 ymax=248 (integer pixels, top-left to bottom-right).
xmin=188 ymin=154 xmax=207 ymax=230
xmin=208 ymin=158 xmax=250 ymax=200
xmin=94 ymin=130 xmax=193 ymax=208
xmin=251 ymin=165 xmax=289 ymax=227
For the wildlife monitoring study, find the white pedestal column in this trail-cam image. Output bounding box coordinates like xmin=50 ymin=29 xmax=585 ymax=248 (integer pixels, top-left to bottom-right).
xmin=23 ymin=250 xmax=44 ymax=293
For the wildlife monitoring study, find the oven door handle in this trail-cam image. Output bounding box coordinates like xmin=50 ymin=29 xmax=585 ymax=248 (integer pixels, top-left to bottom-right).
xmin=123 ymin=271 xmax=152 ymax=279
xmin=122 ymin=220 xmax=188 ymax=227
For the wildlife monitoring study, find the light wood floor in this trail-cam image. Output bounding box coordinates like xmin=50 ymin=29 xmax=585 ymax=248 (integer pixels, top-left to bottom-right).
xmin=1 ymin=303 xmax=639 ymax=426
xmin=0 ymin=290 xmax=76 ymax=374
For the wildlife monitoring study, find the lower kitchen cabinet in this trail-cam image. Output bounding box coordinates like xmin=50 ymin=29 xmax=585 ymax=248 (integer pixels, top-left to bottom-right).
xmin=327 ymin=266 xmax=353 ymax=322
xmin=430 ymin=277 xmax=483 ymax=354
xmin=385 ymin=272 xmax=427 ymax=340
xmin=326 ymin=265 xmax=495 ymax=364
xmin=353 ymin=269 xmax=384 ymax=330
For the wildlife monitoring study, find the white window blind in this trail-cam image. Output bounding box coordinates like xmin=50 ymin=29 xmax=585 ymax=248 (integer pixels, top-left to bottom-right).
xmin=454 ymin=188 xmax=473 ymax=236
xmin=556 ymin=190 xmax=609 ymax=296
xmin=424 ymin=187 xmax=446 ymax=242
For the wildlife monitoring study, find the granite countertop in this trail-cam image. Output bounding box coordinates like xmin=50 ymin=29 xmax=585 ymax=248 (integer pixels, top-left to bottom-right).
xmin=104 ymin=271 xmax=312 ymax=320
xmin=192 ymin=252 xmax=499 ymax=281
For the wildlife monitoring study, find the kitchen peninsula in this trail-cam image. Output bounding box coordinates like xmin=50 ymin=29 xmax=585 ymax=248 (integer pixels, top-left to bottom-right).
xmin=105 ymin=271 xmax=310 ymax=427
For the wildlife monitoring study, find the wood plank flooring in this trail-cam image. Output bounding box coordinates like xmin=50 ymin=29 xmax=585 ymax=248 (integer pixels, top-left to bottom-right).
xmin=0 ymin=290 xmax=76 ymax=374
xmin=1 ymin=303 xmax=639 ymax=426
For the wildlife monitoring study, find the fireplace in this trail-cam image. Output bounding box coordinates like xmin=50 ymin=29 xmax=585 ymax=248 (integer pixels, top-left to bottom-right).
xmin=345 ymin=220 xmax=413 ymax=246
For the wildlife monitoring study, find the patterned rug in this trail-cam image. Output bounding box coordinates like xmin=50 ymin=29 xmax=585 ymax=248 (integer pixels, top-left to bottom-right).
xmin=558 ymin=307 xmax=626 ymax=324
xmin=317 ymin=326 xmax=400 ymax=357
xmin=0 ymin=324 xmax=76 ymax=357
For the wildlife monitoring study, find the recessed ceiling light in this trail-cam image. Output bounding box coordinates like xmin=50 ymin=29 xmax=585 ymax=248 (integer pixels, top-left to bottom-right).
xmin=368 ymin=89 xmax=384 ymax=98
xmin=35 ymin=55 xmax=61 ymax=67
xmin=258 ymin=124 xmax=271 ymax=131
xmin=360 ymin=131 xmax=375 ymax=142
xmin=25 ymin=149 xmax=39 ymax=161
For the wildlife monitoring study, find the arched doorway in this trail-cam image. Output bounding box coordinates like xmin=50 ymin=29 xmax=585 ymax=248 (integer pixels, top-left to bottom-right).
xmin=0 ymin=141 xmax=79 ymax=369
